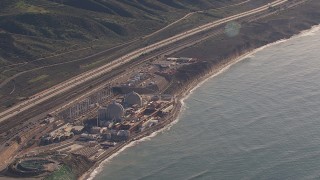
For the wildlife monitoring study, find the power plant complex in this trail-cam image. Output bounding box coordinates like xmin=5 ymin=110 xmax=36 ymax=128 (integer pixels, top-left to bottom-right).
xmin=6 ymin=57 xmax=195 ymax=177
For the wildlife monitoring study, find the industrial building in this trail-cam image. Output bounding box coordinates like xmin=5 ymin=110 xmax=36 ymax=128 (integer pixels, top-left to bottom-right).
xmin=40 ymin=124 xmax=75 ymax=145
xmin=72 ymin=126 xmax=84 ymax=134
xmin=97 ymin=107 xmax=107 ymax=123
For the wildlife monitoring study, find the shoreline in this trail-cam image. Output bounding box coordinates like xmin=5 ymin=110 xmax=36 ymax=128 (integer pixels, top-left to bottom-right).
xmin=80 ymin=52 xmax=259 ymax=180
xmin=81 ymin=23 xmax=320 ymax=180
xmin=2 ymin=0 xmax=319 ymax=178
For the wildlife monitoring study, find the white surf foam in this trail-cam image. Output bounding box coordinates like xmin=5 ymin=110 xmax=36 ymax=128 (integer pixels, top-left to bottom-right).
xmin=296 ymin=24 xmax=320 ymax=37
xmin=87 ymin=24 xmax=320 ymax=180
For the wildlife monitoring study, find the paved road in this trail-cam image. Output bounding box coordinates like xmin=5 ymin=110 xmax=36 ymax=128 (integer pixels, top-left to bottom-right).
xmin=0 ymin=0 xmax=288 ymax=123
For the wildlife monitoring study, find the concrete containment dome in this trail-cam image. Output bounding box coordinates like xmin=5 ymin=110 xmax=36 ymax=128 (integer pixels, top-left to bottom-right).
xmin=125 ymin=91 xmax=142 ymax=107
xmin=106 ymin=101 xmax=124 ymax=120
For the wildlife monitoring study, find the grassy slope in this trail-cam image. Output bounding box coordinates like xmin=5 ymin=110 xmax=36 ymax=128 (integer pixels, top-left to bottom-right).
xmin=0 ymin=0 xmax=238 ymax=63
xmin=0 ymin=0 xmax=259 ymax=109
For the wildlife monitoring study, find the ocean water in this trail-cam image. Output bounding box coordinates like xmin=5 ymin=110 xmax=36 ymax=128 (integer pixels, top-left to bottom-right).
xmin=92 ymin=26 xmax=320 ymax=180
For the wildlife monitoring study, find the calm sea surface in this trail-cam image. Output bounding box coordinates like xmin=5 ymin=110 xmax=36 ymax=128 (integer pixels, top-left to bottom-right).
xmin=93 ymin=27 xmax=320 ymax=180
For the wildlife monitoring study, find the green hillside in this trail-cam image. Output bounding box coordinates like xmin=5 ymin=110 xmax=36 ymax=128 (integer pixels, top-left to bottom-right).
xmin=0 ymin=0 xmax=240 ymax=63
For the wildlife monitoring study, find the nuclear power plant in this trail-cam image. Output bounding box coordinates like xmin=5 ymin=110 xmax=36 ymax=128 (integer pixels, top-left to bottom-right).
xmin=4 ymin=56 xmax=195 ymax=177
xmin=87 ymin=89 xmax=173 ymax=139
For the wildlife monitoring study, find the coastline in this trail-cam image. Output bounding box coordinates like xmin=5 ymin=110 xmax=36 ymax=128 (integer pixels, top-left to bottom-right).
xmin=1 ymin=0 xmax=320 ymax=179
xmin=81 ymin=23 xmax=320 ymax=180
xmin=80 ymin=52 xmax=260 ymax=180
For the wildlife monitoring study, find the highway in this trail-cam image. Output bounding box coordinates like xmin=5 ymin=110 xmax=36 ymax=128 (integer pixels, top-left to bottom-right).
xmin=0 ymin=0 xmax=288 ymax=123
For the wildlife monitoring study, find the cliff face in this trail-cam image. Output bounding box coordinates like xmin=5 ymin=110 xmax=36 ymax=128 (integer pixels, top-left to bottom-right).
xmin=165 ymin=0 xmax=320 ymax=94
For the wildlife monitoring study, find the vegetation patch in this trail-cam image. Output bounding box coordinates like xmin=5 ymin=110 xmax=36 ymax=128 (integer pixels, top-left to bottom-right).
xmin=0 ymin=74 xmax=8 ymax=83
xmin=28 ymin=74 xmax=49 ymax=83
xmin=79 ymin=59 xmax=104 ymax=69
xmin=16 ymin=0 xmax=48 ymax=14
xmin=3 ymin=99 xmax=15 ymax=109
xmin=45 ymin=165 xmax=75 ymax=180
xmin=0 ymin=56 xmax=10 ymax=65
